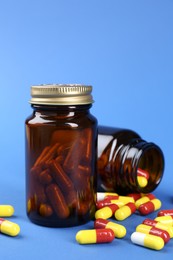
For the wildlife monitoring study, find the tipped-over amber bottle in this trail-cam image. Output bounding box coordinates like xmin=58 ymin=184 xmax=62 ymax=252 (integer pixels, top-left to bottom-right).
xmin=25 ymin=84 xmax=97 ymax=227
xmin=97 ymin=126 xmax=164 ymax=195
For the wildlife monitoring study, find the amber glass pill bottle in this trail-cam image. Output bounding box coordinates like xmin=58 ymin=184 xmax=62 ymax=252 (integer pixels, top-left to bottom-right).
xmin=97 ymin=126 xmax=164 ymax=195
xmin=25 ymin=84 xmax=97 ymax=227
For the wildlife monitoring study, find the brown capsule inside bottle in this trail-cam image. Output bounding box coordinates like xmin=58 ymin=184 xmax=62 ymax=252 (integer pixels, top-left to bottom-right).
xmin=25 ymin=104 xmax=97 ymax=227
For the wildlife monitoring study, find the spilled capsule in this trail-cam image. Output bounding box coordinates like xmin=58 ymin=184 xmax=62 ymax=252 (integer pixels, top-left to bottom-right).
xmin=128 ymin=193 xmax=142 ymax=201
xmin=96 ymin=199 xmax=118 ymax=209
xmin=115 ymin=202 xmax=136 ymax=221
xmin=131 ymin=232 xmax=164 ymax=250
xmin=138 ymin=198 xmax=161 ymax=215
xmin=95 ymin=204 xmax=119 ymax=219
xmin=76 ymin=229 xmax=114 ymax=244
xmin=136 ymin=224 xmax=170 ymax=243
xmin=94 ymin=218 xmax=126 ymax=238
xmin=0 ymin=218 xmax=20 ymax=236
xmin=155 ymin=216 xmax=173 ymax=226
xmin=142 ymin=218 xmax=173 ymax=238
xmin=97 ymin=192 xmax=118 ymax=201
xmin=96 ymin=196 xmax=134 ymax=209
xmin=135 ymin=194 xmax=155 ymax=209
xmin=158 ymin=209 xmax=173 ymax=217
xmin=0 ymin=205 xmax=14 ymax=217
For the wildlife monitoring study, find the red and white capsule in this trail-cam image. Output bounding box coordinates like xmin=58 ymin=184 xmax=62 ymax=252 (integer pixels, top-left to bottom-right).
xmin=76 ymin=229 xmax=114 ymax=244
xmin=138 ymin=198 xmax=161 ymax=215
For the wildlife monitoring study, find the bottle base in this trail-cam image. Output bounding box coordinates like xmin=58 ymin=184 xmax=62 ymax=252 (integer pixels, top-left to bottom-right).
xmin=27 ymin=212 xmax=94 ymax=227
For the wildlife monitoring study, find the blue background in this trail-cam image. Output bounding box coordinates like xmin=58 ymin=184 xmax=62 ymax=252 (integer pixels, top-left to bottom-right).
xmin=0 ymin=0 xmax=172 ymax=259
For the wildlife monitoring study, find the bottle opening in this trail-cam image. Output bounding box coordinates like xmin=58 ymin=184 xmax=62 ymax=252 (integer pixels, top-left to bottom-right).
xmin=136 ymin=145 xmax=164 ymax=193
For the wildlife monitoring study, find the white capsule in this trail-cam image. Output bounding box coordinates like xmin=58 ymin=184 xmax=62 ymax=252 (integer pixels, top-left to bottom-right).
xmin=131 ymin=232 xmax=164 ymax=250
xmin=96 ymin=192 xmax=118 ymax=201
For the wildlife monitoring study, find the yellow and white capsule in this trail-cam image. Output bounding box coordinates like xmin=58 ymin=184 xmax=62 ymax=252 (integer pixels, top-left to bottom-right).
xmin=97 ymin=192 xmax=118 ymax=201
xmin=131 ymin=232 xmax=164 ymax=250
xmin=0 ymin=218 xmax=20 ymax=236
xmin=0 ymin=205 xmax=14 ymax=217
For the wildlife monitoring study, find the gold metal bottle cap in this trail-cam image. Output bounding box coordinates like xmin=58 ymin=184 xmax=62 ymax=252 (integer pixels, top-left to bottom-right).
xmin=30 ymin=84 xmax=94 ymax=105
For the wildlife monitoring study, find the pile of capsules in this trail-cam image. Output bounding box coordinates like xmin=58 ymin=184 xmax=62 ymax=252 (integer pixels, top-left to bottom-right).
xmin=76 ymin=192 xmax=173 ymax=251
xmin=0 ymin=205 xmax=20 ymax=237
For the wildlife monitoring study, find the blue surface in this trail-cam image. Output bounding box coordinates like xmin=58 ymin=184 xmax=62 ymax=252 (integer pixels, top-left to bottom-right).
xmin=0 ymin=0 xmax=172 ymax=259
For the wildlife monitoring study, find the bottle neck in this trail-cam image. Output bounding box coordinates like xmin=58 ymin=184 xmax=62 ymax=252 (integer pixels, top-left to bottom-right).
xmin=32 ymin=104 xmax=92 ymax=111
xmin=31 ymin=104 xmax=92 ymax=118
xmin=113 ymin=139 xmax=164 ymax=194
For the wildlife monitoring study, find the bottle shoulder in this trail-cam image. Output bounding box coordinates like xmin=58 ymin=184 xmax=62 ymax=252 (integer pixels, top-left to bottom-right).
xmin=98 ymin=125 xmax=141 ymax=139
xmin=25 ymin=110 xmax=97 ymax=128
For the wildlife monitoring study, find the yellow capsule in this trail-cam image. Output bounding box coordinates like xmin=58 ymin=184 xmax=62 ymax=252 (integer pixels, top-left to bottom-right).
xmin=95 ymin=207 xmax=112 ymax=219
xmin=138 ymin=198 xmax=161 ymax=215
xmin=136 ymin=224 xmax=151 ymax=233
xmin=0 ymin=218 xmax=20 ymax=236
xmin=114 ymin=202 xmax=136 ymax=221
xmin=106 ymin=222 xmax=126 ymax=238
xmin=0 ymin=205 xmax=14 ymax=217
xmin=131 ymin=232 xmax=164 ymax=250
xmin=95 ymin=204 xmax=118 ymax=219
xmin=156 ymin=223 xmax=173 ymax=238
xmin=109 ymin=200 xmax=125 ymax=207
xmin=109 ymin=196 xmax=134 ymax=207
xmin=143 ymin=218 xmax=173 ymax=238
xmin=152 ymin=199 xmax=162 ymax=210
xmin=154 ymin=222 xmax=173 ymax=238
xmin=135 ymin=194 xmax=155 ymax=209
xmin=76 ymin=230 xmax=96 ymax=244
xmin=137 ymin=176 xmax=148 ymax=187
xmin=116 ymin=196 xmax=135 ymax=204
xmin=94 ymin=219 xmax=126 ymax=238
xmin=76 ymin=229 xmax=114 ymax=244
xmin=136 ymin=224 xmax=170 ymax=243
xmin=155 ymin=216 xmax=173 ymax=226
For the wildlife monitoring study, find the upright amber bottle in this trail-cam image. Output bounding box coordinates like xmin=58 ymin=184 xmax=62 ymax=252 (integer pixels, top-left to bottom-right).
xmin=97 ymin=126 xmax=164 ymax=194
xmin=25 ymin=84 xmax=97 ymax=227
